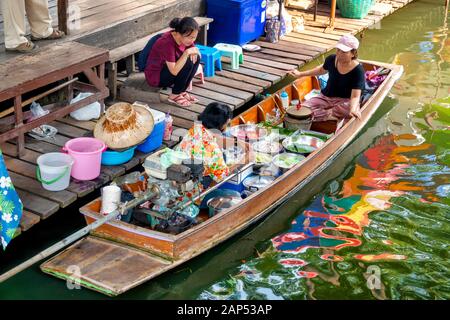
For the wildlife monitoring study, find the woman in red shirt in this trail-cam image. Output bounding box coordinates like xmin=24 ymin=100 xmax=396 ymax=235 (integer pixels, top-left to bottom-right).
xmin=145 ymin=17 xmax=201 ymax=107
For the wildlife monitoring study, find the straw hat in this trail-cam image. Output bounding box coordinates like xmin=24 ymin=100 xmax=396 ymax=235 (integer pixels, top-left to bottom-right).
xmin=94 ymin=102 xmax=154 ymax=150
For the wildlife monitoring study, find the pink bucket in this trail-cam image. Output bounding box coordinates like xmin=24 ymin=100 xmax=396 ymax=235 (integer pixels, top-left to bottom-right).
xmin=63 ymin=137 xmax=106 ymax=180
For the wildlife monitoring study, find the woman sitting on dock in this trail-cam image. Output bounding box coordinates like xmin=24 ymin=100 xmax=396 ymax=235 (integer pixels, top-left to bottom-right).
xmin=289 ymin=34 xmax=365 ymax=121
xmin=144 ymin=17 xmax=201 ymax=108
xmin=177 ymin=102 xmax=233 ymax=188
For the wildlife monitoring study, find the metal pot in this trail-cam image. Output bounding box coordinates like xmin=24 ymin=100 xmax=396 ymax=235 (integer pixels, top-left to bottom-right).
xmin=207 ymin=194 xmax=242 ymax=217
xmin=242 ymin=175 xmax=275 ymax=193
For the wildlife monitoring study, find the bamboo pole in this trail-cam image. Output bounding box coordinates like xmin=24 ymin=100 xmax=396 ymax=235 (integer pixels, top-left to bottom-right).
xmin=0 ymin=185 xmax=160 ymax=283
xmin=0 ymin=77 xmax=79 ymax=119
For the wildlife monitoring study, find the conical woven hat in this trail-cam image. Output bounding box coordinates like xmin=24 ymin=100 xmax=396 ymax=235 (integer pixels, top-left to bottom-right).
xmin=94 ymin=102 xmax=154 ymax=150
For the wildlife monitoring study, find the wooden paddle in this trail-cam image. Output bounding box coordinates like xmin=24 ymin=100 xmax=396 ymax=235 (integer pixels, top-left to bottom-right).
xmin=0 ymin=185 xmax=160 ymax=283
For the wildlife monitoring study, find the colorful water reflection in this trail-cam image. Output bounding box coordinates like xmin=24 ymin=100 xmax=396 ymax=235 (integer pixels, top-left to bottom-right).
xmin=199 ymin=100 xmax=450 ymax=299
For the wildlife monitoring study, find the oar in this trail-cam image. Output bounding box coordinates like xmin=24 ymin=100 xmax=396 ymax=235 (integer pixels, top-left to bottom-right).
xmin=0 ymin=185 xmax=160 ymax=283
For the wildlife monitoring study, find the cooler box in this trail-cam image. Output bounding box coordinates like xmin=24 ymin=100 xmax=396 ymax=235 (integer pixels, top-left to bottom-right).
xmin=207 ymin=0 xmax=267 ymax=46
xmin=137 ymin=108 xmax=166 ymax=153
xmin=219 ymin=180 xmax=246 ymax=193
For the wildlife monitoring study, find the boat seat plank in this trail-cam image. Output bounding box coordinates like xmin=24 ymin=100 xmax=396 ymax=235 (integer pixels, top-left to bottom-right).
xmin=15 ymin=189 xmax=59 ymax=219
xmin=8 ymin=171 xmax=77 ymax=208
xmin=19 ymin=210 xmax=41 ymax=232
xmin=41 ymin=236 xmax=172 ymax=296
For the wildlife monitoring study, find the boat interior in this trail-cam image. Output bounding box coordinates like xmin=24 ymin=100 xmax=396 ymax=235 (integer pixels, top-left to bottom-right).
xmin=78 ymin=61 xmax=392 ymax=260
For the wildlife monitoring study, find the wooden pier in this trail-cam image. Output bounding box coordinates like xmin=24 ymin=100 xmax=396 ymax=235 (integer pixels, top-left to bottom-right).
xmin=0 ymin=0 xmax=415 ymax=236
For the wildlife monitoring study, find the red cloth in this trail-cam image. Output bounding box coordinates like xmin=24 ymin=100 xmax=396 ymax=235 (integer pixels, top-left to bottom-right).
xmin=302 ymin=93 xmax=352 ymax=122
xmin=144 ymin=31 xmax=190 ymax=87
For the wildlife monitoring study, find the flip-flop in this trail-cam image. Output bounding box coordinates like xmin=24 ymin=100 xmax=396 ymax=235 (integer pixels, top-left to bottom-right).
xmin=31 ymin=29 xmax=65 ymax=41
xmin=182 ymin=92 xmax=199 ymax=103
xmin=168 ymin=93 xmax=192 ymax=107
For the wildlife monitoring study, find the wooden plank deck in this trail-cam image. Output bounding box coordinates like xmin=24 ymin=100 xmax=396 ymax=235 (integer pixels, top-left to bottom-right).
xmin=1 ymin=114 xmax=179 ymax=235
xmin=119 ymin=0 xmax=415 ymax=130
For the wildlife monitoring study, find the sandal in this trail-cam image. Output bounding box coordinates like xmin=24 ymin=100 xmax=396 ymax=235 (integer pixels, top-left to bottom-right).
xmin=182 ymin=92 xmax=199 ymax=103
xmin=168 ymin=93 xmax=192 ymax=107
xmin=5 ymin=40 xmax=38 ymax=53
xmin=31 ymin=29 xmax=65 ymax=41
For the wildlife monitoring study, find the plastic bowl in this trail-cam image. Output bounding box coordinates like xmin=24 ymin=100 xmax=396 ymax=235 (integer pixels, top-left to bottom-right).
xmin=101 ymin=146 xmax=136 ymax=166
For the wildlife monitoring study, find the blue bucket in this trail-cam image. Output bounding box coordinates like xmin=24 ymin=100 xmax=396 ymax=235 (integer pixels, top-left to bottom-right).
xmin=101 ymin=146 xmax=136 ymax=166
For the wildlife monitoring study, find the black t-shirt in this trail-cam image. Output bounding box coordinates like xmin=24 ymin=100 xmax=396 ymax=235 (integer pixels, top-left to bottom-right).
xmin=321 ymin=54 xmax=365 ymax=98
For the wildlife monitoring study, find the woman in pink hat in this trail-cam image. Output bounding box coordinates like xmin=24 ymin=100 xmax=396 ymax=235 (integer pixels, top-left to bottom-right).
xmin=289 ymin=34 xmax=365 ymax=121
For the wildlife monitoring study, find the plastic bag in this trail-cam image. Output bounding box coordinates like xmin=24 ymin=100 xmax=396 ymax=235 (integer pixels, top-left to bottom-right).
xmin=29 ymin=101 xmax=49 ymax=121
xmin=27 ymin=102 xmax=57 ymax=140
xmin=265 ymin=17 xmax=281 ymax=43
xmin=265 ymin=1 xmax=292 ymax=39
xmin=69 ymin=92 xmax=101 ymax=121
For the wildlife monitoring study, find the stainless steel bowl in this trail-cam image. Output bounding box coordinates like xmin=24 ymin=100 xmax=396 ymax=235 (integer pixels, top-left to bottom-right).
xmin=226 ymin=124 xmax=268 ymax=141
xmin=282 ymin=135 xmax=325 ymax=154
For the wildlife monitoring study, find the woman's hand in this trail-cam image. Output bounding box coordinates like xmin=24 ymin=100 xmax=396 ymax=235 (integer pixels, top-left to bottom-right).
xmin=184 ymin=47 xmax=200 ymax=63
xmin=289 ymin=69 xmax=302 ymax=78
xmin=349 ymin=89 xmax=362 ymax=120
xmin=350 ymin=106 xmax=361 ymax=119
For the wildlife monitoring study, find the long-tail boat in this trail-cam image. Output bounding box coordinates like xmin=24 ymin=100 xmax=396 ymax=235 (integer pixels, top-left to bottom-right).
xmin=40 ymin=60 xmax=403 ymax=296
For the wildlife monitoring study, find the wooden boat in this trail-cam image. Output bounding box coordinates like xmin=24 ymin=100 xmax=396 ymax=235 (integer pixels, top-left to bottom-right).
xmin=40 ymin=60 xmax=403 ymax=296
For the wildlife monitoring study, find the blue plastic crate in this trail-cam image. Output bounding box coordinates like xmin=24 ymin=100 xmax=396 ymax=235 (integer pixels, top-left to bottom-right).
xmin=207 ymin=0 xmax=267 ymax=46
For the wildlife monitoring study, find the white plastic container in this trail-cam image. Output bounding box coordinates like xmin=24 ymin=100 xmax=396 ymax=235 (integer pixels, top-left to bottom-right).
xmin=143 ymin=149 xmax=168 ymax=180
xmin=280 ymin=91 xmax=289 ymax=109
xmin=100 ymin=185 xmax=122 ymax=216
xmin=36 ymin=152 xmax=74 ymax=191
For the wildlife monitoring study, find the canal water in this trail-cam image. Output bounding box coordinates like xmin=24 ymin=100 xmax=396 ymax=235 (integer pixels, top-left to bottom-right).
xmin=0 ymin=0 xmax=448 ymax=300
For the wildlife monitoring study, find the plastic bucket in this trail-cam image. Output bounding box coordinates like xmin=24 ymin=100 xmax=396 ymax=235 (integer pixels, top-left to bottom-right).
xmin=36 ymin=153 xmax=74 ymax=191
xmin=64 ymin=137 xmax=106 ymax=180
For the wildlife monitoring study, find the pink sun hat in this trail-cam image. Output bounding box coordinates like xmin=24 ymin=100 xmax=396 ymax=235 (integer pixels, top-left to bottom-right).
xmin=336 ymin=34 xmax=359 ymax=52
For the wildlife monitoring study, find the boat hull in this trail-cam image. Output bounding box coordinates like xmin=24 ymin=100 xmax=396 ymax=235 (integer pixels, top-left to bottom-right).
xmin=41 ymin=60 xmax=403 ymax=296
